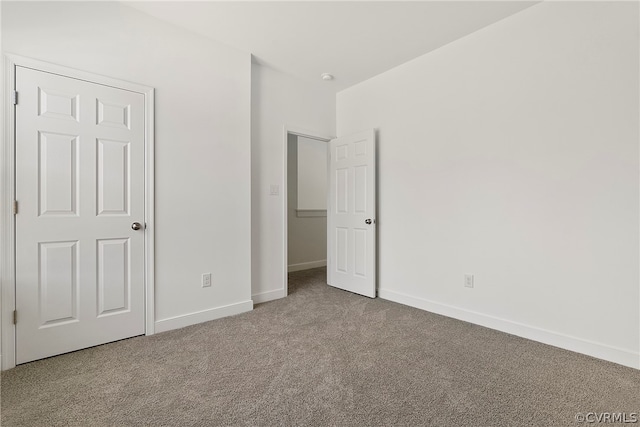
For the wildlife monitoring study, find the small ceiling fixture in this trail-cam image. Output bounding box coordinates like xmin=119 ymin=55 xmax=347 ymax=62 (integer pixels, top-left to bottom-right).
xmin=321 ymin=73 xmax=334 ymax=81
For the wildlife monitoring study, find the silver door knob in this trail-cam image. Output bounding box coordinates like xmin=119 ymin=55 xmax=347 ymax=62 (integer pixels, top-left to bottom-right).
xmin=365 ymin=219 xmax=372 ymax=225
xmin=131 ymin=222 xmax=142 ymax=231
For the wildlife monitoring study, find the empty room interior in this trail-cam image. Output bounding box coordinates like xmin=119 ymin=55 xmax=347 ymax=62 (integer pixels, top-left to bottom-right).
xmin=1 ymin=1 xmax=640 ymax=425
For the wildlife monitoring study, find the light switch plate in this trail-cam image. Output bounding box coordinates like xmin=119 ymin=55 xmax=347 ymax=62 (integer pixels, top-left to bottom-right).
xmin=464 ymin=274 xmax=474 ymax=288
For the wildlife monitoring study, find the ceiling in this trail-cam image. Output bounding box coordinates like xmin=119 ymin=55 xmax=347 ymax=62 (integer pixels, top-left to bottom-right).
xmin=125 ymin=1 xmax=538 ymax=92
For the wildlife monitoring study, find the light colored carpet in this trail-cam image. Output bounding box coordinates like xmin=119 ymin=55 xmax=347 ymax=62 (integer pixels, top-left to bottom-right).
xmin=2 ymin=267 xmax=639 ymax=426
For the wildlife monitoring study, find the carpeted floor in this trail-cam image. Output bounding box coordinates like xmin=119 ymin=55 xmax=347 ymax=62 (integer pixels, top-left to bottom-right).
xmin=2 ymin=267 xmax=639 ymax=426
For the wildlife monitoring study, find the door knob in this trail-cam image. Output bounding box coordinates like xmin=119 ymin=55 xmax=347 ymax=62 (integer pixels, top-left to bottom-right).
xmin=131 ymin=222 xmax=142 ymax=231
xmin=365 ymin=219 xmax=372 ymax=225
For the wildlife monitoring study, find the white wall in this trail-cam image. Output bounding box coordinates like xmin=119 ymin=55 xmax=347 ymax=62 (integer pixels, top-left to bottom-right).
xmin=297 ymin=136 xmax=328 ymax=210
xmin=2 ymin=1 xmax=252 ymax=338
xmin=287 ymin=135 xmax=327 ymax=271
xmin=251 ymin=64 xmax=335 ymax=303
xmin=337 ymin=2 xmax=640 ymax=368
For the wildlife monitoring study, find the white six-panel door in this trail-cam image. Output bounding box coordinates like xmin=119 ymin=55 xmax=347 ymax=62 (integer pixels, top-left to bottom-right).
xmin=327 ymin=130 xmax=376 ymax=298
xmin=15 ymin=66 xmax=145 ymax=364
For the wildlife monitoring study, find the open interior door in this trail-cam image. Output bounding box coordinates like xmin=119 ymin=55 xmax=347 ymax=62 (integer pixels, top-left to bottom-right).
xmin=327 ymin=130 xmax=376 ymax=298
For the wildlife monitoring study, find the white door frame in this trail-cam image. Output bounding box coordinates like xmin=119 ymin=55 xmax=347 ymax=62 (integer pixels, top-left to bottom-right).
xmin=282 ymin=125 xmax=333 ymax=296
xmin=1 ymin=54 xmax=155 ymax=370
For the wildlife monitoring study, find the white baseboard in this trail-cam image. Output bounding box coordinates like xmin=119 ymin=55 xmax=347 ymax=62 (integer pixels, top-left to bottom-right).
xmin=288 ymin=260 xmax=326 ymax=272
xmin=154 ymin=300 xmax=253 ymax=334
xmin=379 ymin=288 xmax=640 ymax=370
xmin=252 ymin=288 xmax=286 ymax=304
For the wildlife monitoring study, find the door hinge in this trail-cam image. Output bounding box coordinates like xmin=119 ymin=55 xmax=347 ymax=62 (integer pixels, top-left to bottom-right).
xmin=13 ymin=200 xmax=18 ymax=215
xmin=12 ymin=91 xmax=18 ymax=106
xmin=13 ymin=310 xmax=17 ymax=325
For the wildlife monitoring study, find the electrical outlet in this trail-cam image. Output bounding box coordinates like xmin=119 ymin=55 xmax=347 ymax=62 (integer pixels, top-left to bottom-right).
xmin=464 ymin=274 xmax=474 ymax=288
xmin=269 ymin=184 xmax=279 ymax=195
xmin=202 ymin=273 xmax=212 ymax=288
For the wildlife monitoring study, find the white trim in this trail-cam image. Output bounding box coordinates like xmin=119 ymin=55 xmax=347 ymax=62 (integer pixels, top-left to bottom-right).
xmin=252 ymin=288 xmax=286 ymax=304
xmin=295 ymin=209 xmax=326 ymax=218
xmin=0 ymin=4 xmax=4 ymax=374
xmin=154 ymin=300 xmax=253 ymax=333
xmin=1 ymin=54 xmax=155 ymax=370
xmin=286 ymin=125 xmax=333 ymax=142
xmin=288 ymin=260 xmax=327 ymax=273
xmin=144 ymin=88 xmax=156 ymax=336
xmin=2 ymin=55 xmax=17 ymax=370
xmin=379 ymin=288 xmax=640 ymax=370
xmin=282 ymin=125 xmax=333 ymax=298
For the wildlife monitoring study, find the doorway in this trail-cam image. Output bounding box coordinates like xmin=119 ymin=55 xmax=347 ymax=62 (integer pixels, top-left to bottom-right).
xmin=283 ymin=128 xmax=331 ymax=296
xmin=282 ymin=127 xmax=377 ymax=299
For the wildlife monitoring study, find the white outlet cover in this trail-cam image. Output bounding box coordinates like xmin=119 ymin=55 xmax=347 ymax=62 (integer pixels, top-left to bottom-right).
xmin=202 ymin=273 xmax=212 ymax=288
xmin=270 ymin=184 xmax=279 ymax=195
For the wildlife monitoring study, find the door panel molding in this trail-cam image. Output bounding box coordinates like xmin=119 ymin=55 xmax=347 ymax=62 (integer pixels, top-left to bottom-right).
xmin=327 ymin=130 xmax=377 ymax=298
xmin=1 ymin=54 xmax=155 ymax=370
